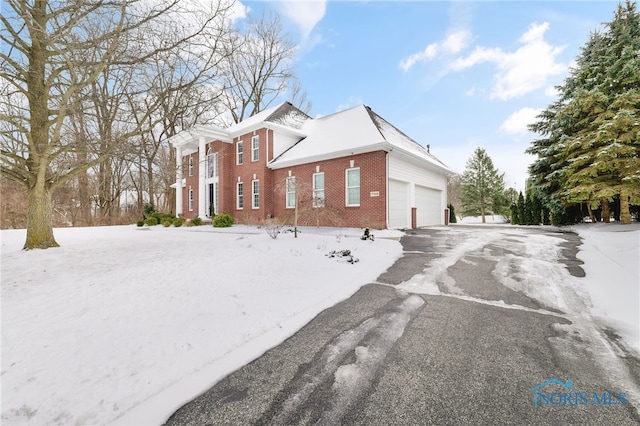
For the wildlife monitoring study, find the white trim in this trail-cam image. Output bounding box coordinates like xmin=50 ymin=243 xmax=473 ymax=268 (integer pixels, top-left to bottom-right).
xmin=345 ymin=167 xmax=361 ymax=207
xmin=313 ymin=172 xmax=325 ymax=208
xmin=236 ymin=140 xmax=244 ymax=165
xmin=252 ymin=179 xmax=260 ymax=209
xmin=236 ymin=181 xmax=244 ymax=210
xmin=285 ymin=176 xmax=296 ymax=209
xmin=251 ymin=135 xmax=259 ymax=162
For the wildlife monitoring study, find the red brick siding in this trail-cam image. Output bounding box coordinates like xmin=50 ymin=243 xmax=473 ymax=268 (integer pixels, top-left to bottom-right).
xmin=182 ymin=132 xmax=388 ymax=228
xmin=227 ymin=129 xmax=274 ymax=224
xmin=271 ymin=151 xmax=388 ymax=229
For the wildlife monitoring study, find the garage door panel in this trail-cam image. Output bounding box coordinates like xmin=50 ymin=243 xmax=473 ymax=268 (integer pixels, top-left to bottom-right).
xmin=416 ymin=186 xmax=441 ymax=227
xmin=389 ymin=180 xmax=408 ymax=229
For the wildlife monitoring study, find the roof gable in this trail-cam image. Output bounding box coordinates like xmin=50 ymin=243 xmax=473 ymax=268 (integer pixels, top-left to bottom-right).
xmin=269 ymin=105 xmax=451 ymax=173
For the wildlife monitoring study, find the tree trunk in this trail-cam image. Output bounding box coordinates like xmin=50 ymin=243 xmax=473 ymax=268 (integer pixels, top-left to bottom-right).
xmin=586 ymin=203 xmax=596 ymax=223
xmin=620 ymin=190 xmax=631 ymax=225
xmin=601 ymin=198 xmax=610 ymax=223
xmin=24 ymin=176 xmax=59 ymax=249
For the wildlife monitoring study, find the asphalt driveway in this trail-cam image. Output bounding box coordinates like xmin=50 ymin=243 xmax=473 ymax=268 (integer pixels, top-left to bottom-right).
xmin=165 ymin=226 xmax=640 ymax=425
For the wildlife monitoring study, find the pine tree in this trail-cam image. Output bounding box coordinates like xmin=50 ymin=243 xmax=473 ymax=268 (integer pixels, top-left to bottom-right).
xmin=460 ymin=148 xmax=506 ymax=223
xmin=510 ymin=203 xmax=519 ymax=225
xmin=527 ymin=1 xmax=640 ymax=224
xmin=517 ymin=192 xmax=526 ymax=225
xmin=448 ymin=204 xmax=457 ymax=223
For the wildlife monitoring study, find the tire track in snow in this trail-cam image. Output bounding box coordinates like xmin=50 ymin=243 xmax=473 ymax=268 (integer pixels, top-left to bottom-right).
xmin=262 ymin=294 xmax=424 ymax=425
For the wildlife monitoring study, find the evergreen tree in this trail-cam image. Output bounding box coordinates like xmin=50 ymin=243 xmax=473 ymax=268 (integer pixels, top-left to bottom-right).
xmin=525 ymin=193 xmax=534 ymax=225
xmin=510 ymin=203 xmax=519 ymax=225
xmin=448 ymin=204 xmax=457 ymax=223
xmin=527 ymin=1 xmax=640 ymax=224
xmin=517 ymin=192 xmax=526 ymax=225
xmin=460 ymin=148 xmax=506 ymax=223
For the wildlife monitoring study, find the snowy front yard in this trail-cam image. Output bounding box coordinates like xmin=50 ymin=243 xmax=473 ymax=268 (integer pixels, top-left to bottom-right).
xmin=1 ymin=225 xmax=403 ymax=425
xmin=1 ymin=222 xmax=638 ymax=425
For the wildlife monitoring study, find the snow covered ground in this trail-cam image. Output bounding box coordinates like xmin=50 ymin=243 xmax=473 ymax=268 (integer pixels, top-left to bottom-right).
xmin=1 ymin=225 xmax=403 ymax=425
xmin=1 ymin=221 xmax=638 ymax=425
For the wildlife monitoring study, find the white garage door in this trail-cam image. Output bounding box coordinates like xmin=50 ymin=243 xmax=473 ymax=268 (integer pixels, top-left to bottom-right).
xmin=415 ymin=185 xmax=441 ymax=227
xmin=388 ymin=179 xmax=409 ymax=229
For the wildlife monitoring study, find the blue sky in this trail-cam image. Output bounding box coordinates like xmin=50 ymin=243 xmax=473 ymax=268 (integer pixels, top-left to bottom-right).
xmin=241 ymin=1 xmax=618 ymax=191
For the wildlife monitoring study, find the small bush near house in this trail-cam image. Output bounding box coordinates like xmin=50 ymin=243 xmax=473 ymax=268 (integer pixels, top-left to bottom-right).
xmin=144 ymin=217 xmax=158 ymax=226
xmin=191 ymin=217 xmax=202 ymax=226
xmin=213 ymin=213 xmax=234 ymax=228
xmin=173 ymin=217 xmax=185 ymax=227
xmin=360 ymin=228 xmax=375 ymax=241
xmin=136 ymin=220 xmax=145 ymax=227
xmin=162 ymin=220 xmax=172 ymax=227
xmin=263 ymin=218 xmax=282 ymax=239
xmin=448 ymin=204 xmax=457 ymax=223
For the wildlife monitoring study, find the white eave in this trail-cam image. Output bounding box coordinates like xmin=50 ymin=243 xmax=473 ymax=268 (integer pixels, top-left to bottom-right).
xmin=167 ymin=125 xmax=232 ymax=156
xmin=170 ymin=178 xmax=186 ymax=189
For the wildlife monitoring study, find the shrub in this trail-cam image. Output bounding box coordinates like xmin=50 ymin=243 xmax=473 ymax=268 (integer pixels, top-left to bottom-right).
xmin=136 ymin=220 xmax=144 ymax=227
xmin=162 ymin=219 xmax=172 ymax=227
xmin=144 ymin=217 xmax=158 ymax=226
xmin=143 ymin=203 xmax=156 ymax=218
xmin=360 ymin=228 xmax=375 ymax=241
xmin=191 ymin=217 xmax=202 ymax=226
xmin=326 ymin=249 xmax=359 ymax=264
xmin=213 ymin=213 xmax=234 ymax=228
xmin=263 ymin=218 xmax=281 ymax=239
xmin=448 ymin=204 xmax=457 ymax=224
xmin=173 ymin=217 xmax=184 ymax=227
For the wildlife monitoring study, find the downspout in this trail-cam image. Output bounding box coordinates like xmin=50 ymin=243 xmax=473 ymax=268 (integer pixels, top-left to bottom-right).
xmin=386 ymin=149 xmax=390 ymax=229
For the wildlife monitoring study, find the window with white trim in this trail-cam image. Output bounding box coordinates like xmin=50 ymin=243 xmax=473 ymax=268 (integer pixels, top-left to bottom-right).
xmin=346 ymin=168 xmax=360 ymax=206
xmin=188 ymin=157 xmax=194 ymax=176
xmin=236 ymin=182 xmax=244 ymax=209
xmin=313 ymin=172 xmax=325 ymax=208
xmin=188 ymin=188 xmax=194 ymax=211
xmin=252 ymin=179 xmax=260 ymax=209
xmin=207 ymin=150 xmax=218 ymax=178
xmin=251 ymin=135 xmax=259 ymax=162
xmin=236 ymin=141 xmax=243 ymax=165
xmin=285 ymin=176 xmax=296 ymax=209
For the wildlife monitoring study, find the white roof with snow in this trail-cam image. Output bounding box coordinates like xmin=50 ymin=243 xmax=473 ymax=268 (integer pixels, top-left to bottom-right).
xmin=167 ymin=103 xmax=451 ymax=174
xmin=269 ymin=105 xmax=451 ymax=173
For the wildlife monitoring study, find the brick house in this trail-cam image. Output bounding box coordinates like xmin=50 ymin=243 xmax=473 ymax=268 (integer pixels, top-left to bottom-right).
xmin=168 ymin=102 xmax=451 ymax=229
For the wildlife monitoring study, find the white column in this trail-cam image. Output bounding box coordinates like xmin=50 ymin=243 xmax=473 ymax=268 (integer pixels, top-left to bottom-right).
xmin=175 ymin=145 xmax=183 ymax=216
xmin=198 ymin=136 xmax=206 ymax=217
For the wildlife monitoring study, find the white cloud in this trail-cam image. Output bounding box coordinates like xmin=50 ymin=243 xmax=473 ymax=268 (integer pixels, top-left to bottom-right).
xmin=451 ymin=22 xmax=567 ymax=100
xmin=500 ymin=107 xmax=542 ymax=135
xmin=399 ymin=30 xmax=472 ymax=71
xmin=277 ymin=0 xmax=327 ymax=40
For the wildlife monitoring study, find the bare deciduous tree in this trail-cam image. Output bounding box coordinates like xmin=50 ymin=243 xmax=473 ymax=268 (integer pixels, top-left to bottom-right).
xmin=221 ymin=10 xmax=298 ymax=123
xmin=0 ymin=0 xmax=234 ymax=248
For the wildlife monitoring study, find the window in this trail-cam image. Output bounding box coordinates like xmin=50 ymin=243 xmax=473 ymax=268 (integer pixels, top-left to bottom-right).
xmin=346 ymin=168 xmax=360 ymax=206
xmin=188 ymin=188 xmax=194 ymax=211
xmin=252 ymin=179 xmax=260 ymax=209
xmin=285 ymin=176 xmax=296 ymax=209
xmin=251 ymin=135 xmax=259 ymax=162
xmin=236 ymin=182 xmax=244 ymax=209
xmin=236 ymin=141 xmax=243 ymax=165
xmin=313 ymin=172 xmax=325 ymax=208
xmin=207 ymin=150 xmax=218 ymax=178
xmin=188 ymin=157 xmax=194 ymax=176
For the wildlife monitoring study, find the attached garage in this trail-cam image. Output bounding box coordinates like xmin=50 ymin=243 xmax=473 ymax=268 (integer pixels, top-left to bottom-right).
xmin=415 ymin=185 xmax=442 ymax=227
xmin=388 ymin=179 xmax=409 ymax=229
